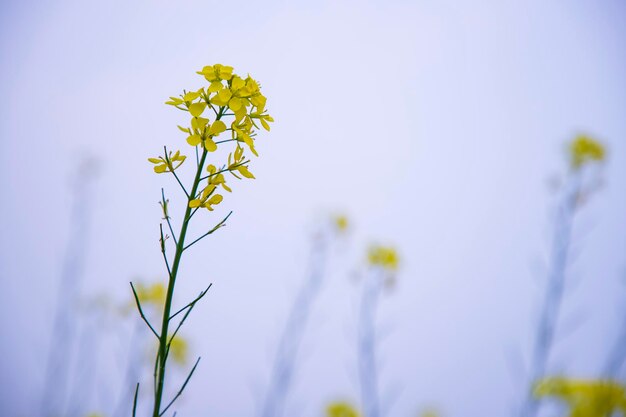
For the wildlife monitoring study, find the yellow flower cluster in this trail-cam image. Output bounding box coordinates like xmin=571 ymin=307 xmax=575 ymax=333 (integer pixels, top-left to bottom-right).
xmin=326 ymin=402 xmax=361 ymax=417
xmin=368 ymin=245 xmax=399 ymax=271
xmin=150 ymin=64 xmax=273 ymax=212
xmin=534 ymin=377 xmax=626 ymax=417
xmin=570 ymin=135 xmax=605 ymax=169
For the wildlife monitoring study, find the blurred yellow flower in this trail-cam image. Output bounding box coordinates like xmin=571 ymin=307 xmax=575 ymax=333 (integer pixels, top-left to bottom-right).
xmin=334 ymin=215 xmax=349 ymax=232
xmin=534 ymin=377 xmax=626 ymax=417
xmin=169 ymin=335 xmax=189 ymax=366
xmin=368 ymin=245 xmax=399 ymax=271
xmin=570 ymin=135 xmax=605 ymax=169
xmin=135 ymin=282 xmax=166 ymax=308
xmin=420 ymin=409 xmax=440 ymax=417
xmin=327 ymin=402 xmax=360 ymax=417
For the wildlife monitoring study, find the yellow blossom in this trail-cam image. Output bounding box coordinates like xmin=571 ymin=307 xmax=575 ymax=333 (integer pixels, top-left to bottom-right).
xmin=534 ymin=377 xmax=626 ymax=417
xmin=368 ymin=245 xmax=399 ymax=271
xmin=163 ymin=64 xmax=272 ymax=161
xmin=148 ymin=150 xmax=186 ymax=173
xmin=185 ymin=119 xmax=227 ymax=152
xmin=327 ymin=402 xmax=360 ymax=417
xmin=197 ymin=64 xmax=234 ymax=82
xmin=570 ymin=135 xmax=605 ymax=169
xmin=228 ymin=145 xmax=255 ymax=179
xmin=189 ymin=191 xmax=223 ymax=211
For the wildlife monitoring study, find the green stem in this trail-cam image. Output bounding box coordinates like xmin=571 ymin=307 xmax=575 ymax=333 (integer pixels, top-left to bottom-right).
xmin=152 ymin=148 xmax=207 ymax=417
xmin=151 ymin=107 xmax=225 ymax=416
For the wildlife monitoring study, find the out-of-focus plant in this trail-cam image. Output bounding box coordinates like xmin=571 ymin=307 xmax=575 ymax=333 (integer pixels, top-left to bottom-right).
xmin=41 ymin=157 xmax=100 ymax=417
xmin=358 ymin=245 xmax=399 ymax=417
xmin=519 ymin=134 xmax=606 ymax=417
xmin=132 ymin=64 xmax=273 ymax=417
xmin=326 ymin=401 xmax=361 ymax=417
xmin=261 ymin=214 xmax=349 ymax=417
xmin=419 ymin=409 xmax=440 ymax=417
xmin=534 ymin=377 xmax=626 ymax=416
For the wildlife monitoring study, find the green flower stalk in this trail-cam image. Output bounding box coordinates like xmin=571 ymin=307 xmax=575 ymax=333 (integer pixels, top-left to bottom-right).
xmin=132 ymin=64 xmax=273 ymax=417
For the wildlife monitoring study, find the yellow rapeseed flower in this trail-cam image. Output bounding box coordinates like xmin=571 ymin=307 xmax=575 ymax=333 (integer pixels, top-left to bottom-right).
xmin=228 ymin=145 xmax=255 ymax=179
xmin=570 ymin=135 xmax=605 ymax=169
xmin=197 ymin=64 xmax=234 ymax=82
xmin=368 ymin=245 xmax=399 ymax=271
xmin=161 ymin=63 xmax=272 ymax=168
xmin=534 ymin=377 xmax=626 ymax=417
xmin=148 ymin=150 xmax=186 ymax=173
xmin=327 ymin=402 xmax=360 ymax=417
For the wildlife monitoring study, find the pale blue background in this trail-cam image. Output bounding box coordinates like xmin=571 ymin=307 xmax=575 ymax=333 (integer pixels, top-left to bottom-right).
xmin=1 ymin=0 xmax=625 ymax=416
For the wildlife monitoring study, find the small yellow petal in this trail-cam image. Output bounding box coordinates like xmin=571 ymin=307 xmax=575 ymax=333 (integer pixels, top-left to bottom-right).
xmin=209 ymin=81 xmax=224 ymax=93
xmin=204 ymin=138 xmax=217 ymax=152
xmin=189 ymin=199 xmax=201 ymax=208
xmin=209 ymin=120 xmax=227 ymax=136
xmin=183 ymin=92 xmax=200 ymax=102
xmin=188 ymin=102 xmax=206 ymax=117
xmin=237 ymin=166 xmax=255 ymax=179
xmin=209 ymin=194 xmax=223 ymax=204
xmin=148 ymin=158 xmax=162 ymax=164
xmin=211 ymin=88 xmax=232 ymax=106
xmin=187 ymin=135 xmax=202 ymax=146
xmin=228 ymin=97 xmax=243 ymax=112
xmin=191 ymin=117 xmax=209 ymax=131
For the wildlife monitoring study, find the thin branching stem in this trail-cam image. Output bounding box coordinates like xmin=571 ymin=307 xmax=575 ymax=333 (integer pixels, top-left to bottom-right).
xmin=130 ymin=282 xmax=160 ymax=339
xmin=198 ymin=161 xmax=249 ymax=182
xmin=159 ymin=357 xmax=202 ymax=416
xmin=159 ymin=224 xmax=172 ymax=279
xmin=184 ymin=211 xmax=233 ymax=251
xmin=132 ymin=383 xmax=139 ymax=417
xmin=169 ymin=285 xmax=212 ymax=321
xmin=163 ymin=146 xmax=190 ymax=198
xmin=161 ymin=189 xmax=178 ymax=246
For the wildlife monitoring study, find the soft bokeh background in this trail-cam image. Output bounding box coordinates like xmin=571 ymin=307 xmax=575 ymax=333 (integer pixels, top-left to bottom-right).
xmin=1 ymin=0 xmax=625 ymax=416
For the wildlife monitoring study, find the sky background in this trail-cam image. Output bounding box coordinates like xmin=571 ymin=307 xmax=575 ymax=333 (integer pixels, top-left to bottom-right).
xmin=1 ymin=0 xmax=625 ymax=416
